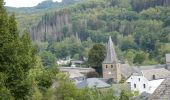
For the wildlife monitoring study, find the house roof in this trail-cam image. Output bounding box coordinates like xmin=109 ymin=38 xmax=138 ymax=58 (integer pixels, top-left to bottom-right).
xmin=77 ymin=78 xmax=111 ymax=89
xmin=138 ymin=65 xmax=166 ymax=70
xmin=149 ymin=77 xmax=170 ymax=100
xmin=122 ymin=64 xmax=170 ymax=81
xmin=121 ymin=64 xmax=142 ymax=78
xmin=141 ymin=68 xmax=170 ymax=81
xmin=69 ymin=71 xmax=84 ymax=78
xmin=166 ymin=54 xmax=170 ymax=63
xmin=103 ymin=36 xmax=117 ymax=64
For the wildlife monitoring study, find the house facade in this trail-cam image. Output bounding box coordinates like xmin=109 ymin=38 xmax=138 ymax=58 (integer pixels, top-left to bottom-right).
xmin=126 ymin=68 xmax=170 ymax=94
xmin=127 ymin=74 xmax=149 ymax=93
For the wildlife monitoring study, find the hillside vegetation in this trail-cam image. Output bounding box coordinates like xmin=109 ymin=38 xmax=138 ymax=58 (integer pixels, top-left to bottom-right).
xmin=2 ymin=0 xmax=168 ymax=99
xmin=9 ymin=0 xmax=170 ymax=65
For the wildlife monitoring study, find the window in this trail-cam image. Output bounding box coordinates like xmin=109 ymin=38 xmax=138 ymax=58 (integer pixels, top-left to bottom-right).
xmin=138 ymin=78 xmax=140 ymax=81
xmin=143 ymin=84 xmax=146 ymax=88
xmin=106 ymin=65 xmax=108 ymax=68
xmin=153 ymin=75 xmax=156 ymax=80
xmin=111 ymin=65 xmax=113 ymax=68
xmin=134 ymin=84 xmax=136 ymax=88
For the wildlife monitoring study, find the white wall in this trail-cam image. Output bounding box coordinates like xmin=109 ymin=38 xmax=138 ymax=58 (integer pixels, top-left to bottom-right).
xmin=127 ymin=76 xmax=164 ymax=94
xmin=127 ymin=76 xmax=149 ymax=93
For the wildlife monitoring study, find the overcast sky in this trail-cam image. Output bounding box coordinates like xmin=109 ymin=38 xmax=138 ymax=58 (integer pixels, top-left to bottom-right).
xmin=4 ymin=0 xmax=62 ymax=7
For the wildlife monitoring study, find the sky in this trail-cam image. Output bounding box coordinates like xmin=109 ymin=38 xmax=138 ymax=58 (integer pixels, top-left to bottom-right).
xmin=4 ymin=0 xmax=62 ymax=7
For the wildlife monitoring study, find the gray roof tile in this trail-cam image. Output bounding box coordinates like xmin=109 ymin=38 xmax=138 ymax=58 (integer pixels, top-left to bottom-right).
xmin=121 ymin=64 xmax=169 ymax=79
xmin=149 ymin=77 xmax=170 ymax=100
xmin=142 ymin=68 xmax=170 ymax=81
xmin=77 ymin=78 xmax=111 ymax=89
xmin=103 ymin=36 xmax=117 ymax=64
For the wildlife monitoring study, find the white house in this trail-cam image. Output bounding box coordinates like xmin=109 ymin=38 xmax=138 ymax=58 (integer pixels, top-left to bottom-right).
xmin=126 ymin=68 xmax=170 ymax=94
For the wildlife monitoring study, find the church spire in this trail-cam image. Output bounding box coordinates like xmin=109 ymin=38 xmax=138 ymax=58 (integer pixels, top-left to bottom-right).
xmin=103 ymin=36 xmax=117 ymax=64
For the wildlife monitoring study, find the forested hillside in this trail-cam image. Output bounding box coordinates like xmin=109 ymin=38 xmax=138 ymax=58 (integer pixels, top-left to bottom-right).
xmin=6 ymin=0 xmax=81 ymax=34
xmin=8 ymin=0 xmax=170 ymax=65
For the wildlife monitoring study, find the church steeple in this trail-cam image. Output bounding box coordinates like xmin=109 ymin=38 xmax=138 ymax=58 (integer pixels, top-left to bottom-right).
xmin=103 ymin=36 xmax=117 ymax=64
xmin=102 ymin=36 xmax=121 ymax=83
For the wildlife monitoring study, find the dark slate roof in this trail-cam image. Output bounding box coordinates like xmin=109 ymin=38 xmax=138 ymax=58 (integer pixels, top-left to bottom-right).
xmin=149 ymin=77 xmax=170 ymax=100
xmin=141 ymin=68 xmax=170 ymax=81
xmin=103 ymin=36 xmax=117 ymax=64
xmin=77 ymin=78 xmax=111 ymax=89
xmin=166 ymin=54 xmax=170 ymax=63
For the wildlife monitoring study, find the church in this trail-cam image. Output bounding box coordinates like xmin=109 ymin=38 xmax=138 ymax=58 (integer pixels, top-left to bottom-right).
xmin=63 ymin=36 xmax=170 ymax=97
xmin=102 ymin=36 xmax=121 ymax=83
xmin=102 ymin=36 xmax=170 ymax=98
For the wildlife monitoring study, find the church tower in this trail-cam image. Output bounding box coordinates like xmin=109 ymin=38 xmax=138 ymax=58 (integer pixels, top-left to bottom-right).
xmin=102 ymin=36 xmax=121 ymax=83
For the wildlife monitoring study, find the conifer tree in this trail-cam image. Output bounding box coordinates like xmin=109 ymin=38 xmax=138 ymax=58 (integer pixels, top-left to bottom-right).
xmin=0 ymin=0 xmax=36 ymax=99
xmin=9 ymin=14 xmax=18 ymax=38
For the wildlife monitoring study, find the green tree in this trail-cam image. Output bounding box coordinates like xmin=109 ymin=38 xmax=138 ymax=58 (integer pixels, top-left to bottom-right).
xmin=141 ymin=32 xmax=158 ymax=52
xmin=119 ymin=89 xmax=133 ymax=100
xmin=40 ymin=51 xmax=57 ymax=68
xmin=160 ymin=27 xmax=170 ymax=43
xmin=124 ymin=50 xmax=136 ymax=65
xmin=0 ymin=73 xmax=13 ymax=100
xmin=121 ymin=36 xmax=137 ymax=51
xmin=88 ymin=44 xmax=106 ymax=75
xmin=0 ymin=1 xmax=36 ymax=99
xmin=27 ymin=56 xmax=58 ymax=99
xmin=133 ymin=51 xmax=146 ymax=64
xmin=6 ymin=32 xmax=36 ymax=99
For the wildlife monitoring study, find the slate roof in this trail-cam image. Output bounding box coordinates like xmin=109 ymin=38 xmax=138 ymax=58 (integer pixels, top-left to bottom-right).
xmin=138 ymin=64 xmax=166 ymax=70
xmin=103 ymin=36 xmax=117 ymax=64
xmin=120 ymin=64 xmax=142 ymax=78
xmin=166 ymin=54 xmax=170 ymax=63
xmin=77 ymin=78 xmax=111 ymax=89
xmin=149 ymin=77 xmax=170 ymax=100
xmin=121 ymin=64 xmax=170 ymax=81
xmin=141 ymin=68 xmax=170 ymax=81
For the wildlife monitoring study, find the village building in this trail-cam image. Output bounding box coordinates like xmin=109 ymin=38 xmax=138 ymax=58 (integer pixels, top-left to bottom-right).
xmin=59 ymin=67 xmax=94 ymax=83
xmin=58 ymin=36 xmax=170 ymax=96
xmin=102 ymin=36 xmax=170 ymax=98
xmin=102 ymin=36 xmax=121 ymax=83
xmin=71 ymin=60 xmax=84 ymax=67
xmin=77 ymin=78 xmax=111 ymax=89
xmin=126 ymin=68 xmax=170 ymax=94
xmin=149 ymin=77 xmax=170 ymax=100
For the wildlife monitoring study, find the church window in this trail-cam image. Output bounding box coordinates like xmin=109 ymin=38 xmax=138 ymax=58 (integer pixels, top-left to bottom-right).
xmin=111 ymin=65 xmax=113 ymax=68
xmin=134 ymin=84 xmax=136 ymax=88
xmin=143 ymin=84 xmax=146 ymax=88
xmin=138 ymin=78 xmax=140 ymax=81
xmin=153 ymin=75 xmax=156 ymax=80
xmin=106 ymin=65 xmax=108 ymax=68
